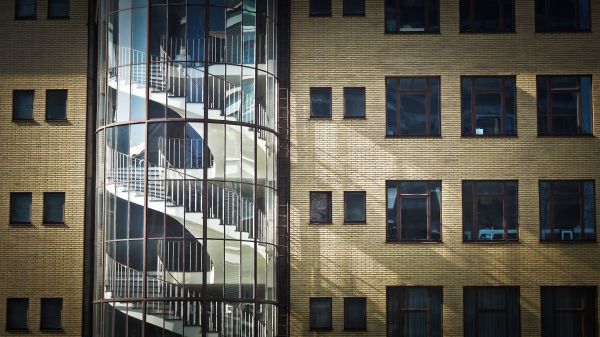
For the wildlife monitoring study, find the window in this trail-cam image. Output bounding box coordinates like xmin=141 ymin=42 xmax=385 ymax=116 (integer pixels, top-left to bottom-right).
xmin=310 ymin=88 xmax=332 ymax=118
xmin=344 ymin=0 xmax=365 ymax=16
xmin=46 ymin=90 xmax=68 ymax=120
xmin=464 ymin=287 xmax=520 ymax=337
xmin=6 ymin=298 xmax=28 ymax=330
xmin=44 ymin=192 xmax=65 ymax=224
xmin=460 ymin=0 xmax=515 ymax=32
xmin=345 ymin=297 xmax=367 ymax=331
xmin=310 ymin=298 xmax=332 ymax=330
xmin=387 ymin=287 xmax=442 ymax=337
xmin=537 ymin=76 xmax=592 ymax=136
xmin=13 ymin=90 xmax=34 ymax=120
xmin=541 ymin=287 xmax=597 ymax=337
xmin=310 ymin=192 xmax=332 ymax=224
xmin=462 ymin=77 xmax=516 ymax=136
xmin=310 ymin=0 xmax=331 ymax=16
xmin=386 ymin=78 xmax=440 ymax=136
xmin=48 ymin=0 xmax=69 ymax=19
xmin=344 ymin=191 xmax=366 ymax=223
xmin=10 ymin=192 xmax=32 ymax=224
xmin=463 ymin=181 xmax=519 ymax=241
xmin=40 ymin=299 xmax=62 ymax=330
xmin=385 ymin=0 xmax=440 ymax=33
xmin=536 ymin=0 xmax=590 ymax=32
xmin=539 ymin=181 xmax=595 ymax=241
xmin=344 ymin=87 xmax=366 ymax=118
xmin=15 ymin=0 xmax=36 ymax=19
xmin=387 ymin=181 xmax=441 ymax=242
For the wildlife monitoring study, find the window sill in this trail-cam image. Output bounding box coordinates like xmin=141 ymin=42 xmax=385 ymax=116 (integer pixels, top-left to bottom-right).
xmin=12 ymin=119 xmax=35 ymax=123
xmin=10 ymin=222 xmax=33 ymax=227
xmin=309 ymin=14 xmax=332 ymax=17
xmin=5 ymin=328 xmax=30 ymax=333
xmin=463 ymin=240 xmax=520 ymax=244
xmin=344 ymin=221 xmax=366 ymax=225
xmin=385 ymin=31 xmax=441 ymax=35
xmin=462 ymin=135 xmax=518 ymax=138
xmin=39 ymin=328 xmax=64 ymax=333
xmin=386 ymin=135 xmax=442 ymax=139
xmin=537 ymin=134 xmax=594 ymax=138
xmin=343 ymin=13 xmax=365 ymax=17
xmin=47 ymin=17 xmax=70 ymax=20
xmin=343 ymin=116 xmax=366 ymax=119
xmin=309 ymin=327 xmax=333 ymax=331
xmin=46 ymin=118 xmax=68 ymax=122
xmin=344 ymin=328 xmax=367 ymax=332
xmin=386 ymin=240 xmax=442 ymax=244
xmin=460 ymin=30 xmax=516 ymax=34
xmin=309 ymin=117 xmax=332 ymax=120
xmin=43 ymin=222 xmax=66 ymax=226
xmin=309 ymin=222 xmax=333 ymax=225
xmin=539 ymin=240 xmax=596 ymax=244
xmin=14 ymin=17 xmax=36 ymax=20
xmin=536 ymin=29 xmax=591 ymax=33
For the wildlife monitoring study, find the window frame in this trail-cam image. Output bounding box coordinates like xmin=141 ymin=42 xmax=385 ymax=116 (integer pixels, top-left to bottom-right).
xmin=45 ymin=89 xmax=68 ymax=121
xmin=344 ymin=297 xmax=367 ymax=331
xmin=462 ymin=180 xmax=519 ymax=242
xmin=344 ymin=191 xmax=367 ymax=224
xmin=385 ymin=0 xmax=441 ymax=33
xmin=310 ymin=87 xmax=332 ymax=119
xmin=343 ymin=87 xmax=366 ymax=119
xmin=343 ymin=0 xmax=365 ymax=16
xmin=14 ymin=0 xmax=36 ymax=20
xmin=47 ymin=0 xmax=69 ymax=19
xmin=43 ymin=192 xmax=66 ymax=225
xmin=386 ymin=77 xmax=441 ymax=137
xmin=310 ymin=191 xmax=332 ymax=224
xmin=6 ymin=298 xmax=29 ymax=331
xmin=464 ymin=287 xmax=521 ymax=337
xmin=386 ymin=286 xmax=443 ymax=337
xmin=40 ymin=298 xmax=63 ymax=331
xmin=310 ymin=0 xmax=332 ymax=17
xmin=539 ymin=180 xmax=596 ymax=243
xmin=541 ymin=286 xmax=597 ymax=337
xmin=10 ymin=192 xmax=32 ymax=225
xmin=309 ymin=297 xmax=333 ymax=331
xmin=535 ymin=0 xmax=592 ymax=32
xmin=386 ymin=181 xmax=442 ymax=242
xmin=12 ymin=90 xmax=35 ymax=121
xmin=461 ymin=76 xmax=517 ymax=137
xmin=460 ymin=0 xmax=516 ymax=33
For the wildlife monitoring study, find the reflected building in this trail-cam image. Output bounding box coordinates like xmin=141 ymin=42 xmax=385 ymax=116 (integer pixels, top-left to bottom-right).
xmin=95 ymin=1 xmax=281 ymax=336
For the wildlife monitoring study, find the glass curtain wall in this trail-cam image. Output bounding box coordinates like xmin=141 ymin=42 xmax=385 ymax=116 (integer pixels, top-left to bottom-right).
xmin=94 ymin=1 xmax=278 ymax=336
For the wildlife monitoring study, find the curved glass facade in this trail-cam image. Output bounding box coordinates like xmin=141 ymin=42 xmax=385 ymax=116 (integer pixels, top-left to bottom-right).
xmin=94 ymin=1 xmax=278 ymax=336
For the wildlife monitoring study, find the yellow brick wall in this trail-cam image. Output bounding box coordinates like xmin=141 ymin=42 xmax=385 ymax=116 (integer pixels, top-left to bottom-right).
xmin=289 ymin=0 xmax=600 ymax=336
xmin=0 ymin=0 xmax=88 ymax=336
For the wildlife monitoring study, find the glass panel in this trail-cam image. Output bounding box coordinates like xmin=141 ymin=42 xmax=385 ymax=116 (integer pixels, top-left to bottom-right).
xmin=479 ymin=312 xmax=506 ymax=337
xmin=537 ymin=78 xmax=549 ymax=135
xmin=256 ymin=71 xmax=268 ymax=126
xmin=429 ymin=79 xmax=440 ymax=135
xmin=310 ymin=192 xmax=331 ymax=223
xmin=430 ymin=184 xmax=441 ymax=240
xmin=401 ymin=198 xmax=428 ymax=240
xmin=475 ymin=92 xmax=502 ymax=135
xmin=462 ymin=78 xmax=473 ymax=134
xmin=208 ymin=123 xmax=225 ymax=181
xmin=46 ymin=90 xmax=67 ymax=120
xmin=240 ymin=183 xmax=254 ymax=236
xmin=256 ymin=243 xmax=267 ymax=299
xmin=400 ymin=78 xmax=426 ymax=90
xmin=504 ymin=78 xmax=516 ymax=135
xmin=241 ymin=240 xmax=254 ymax=298
xmin=131 ymin=8 xmax=147 ymax=64
xmin=225 ymin=65 xmax=242 ymax=120
xmin=118 ymin=10 xmax=131 ymax=66
xmin=506 ymin=182 xmax=518 ymax=240
xmin=241 ymin=67 xmax=255 ymax=123
xmin=187 ymin=5 xmax=205 ymax=63
xmin=478 ymin=288 xmax=506 ymax=309
xmin=344 ymin=87 xmax=365 ymax=117
xmin=310 ymin=299 xmax=332 ymax=329
xmin=472 ymin=0 xmax=501 ymax=31
xmin=116 ymin=66 xmax=131 ymax=121
xmin=385 ymin=0 xmax=398 ymax=31
xmin=345 ymin=192 xmax=366 ymax=222
xmin=554 ymin=196 xmax=581 ymax=240
xmin=398 ymin=0 xmax=426 ymax=31
xmin=44 ymin=193 xmax=65 ymax=223
xmin=583 ymin=182 xmax=595 ymax=240
xmin=551 ymin=91 xmax=578 ymax=134
xmin=16 ymin=0 xmax=36 ymax=18
xmin=400 ymin=182 xmax=428 ymax=195
xmin=149 ymin=6 xmax=167 ymax=60
xmin=579 ymin=0 xmax=590 ymax=29
xmin=226 ymin=124 xmax=242 ymax=181
xmin=387 ymin=183 xmax=398 ymax=241
xmin=310 ymin=88 xmax=331 ymax=118
xmin=540 ymin=182 xmax=551 ymax=240
xmin=243 ymin=11 xmax=256 ymax=65
xmin=580 ymin=77 xmax=592 ymax=134
xmin=13 ymin=90 xmax=34 ymax=120
xmin=209 ymin=7 xmax=226 ymax=63
xmin=310 ymin=0 xmax=331 ymax=15
xmin=225 ymin=240 xmax=241 ymax=298
xmin=186 ymin=64 xmax=205 ymax=118
xmin=344 ymin=298 xmax=366 ymax=330
xmin=400 ymin=93 xmax=426 ymax=135
xmin=463 ymin=182 xmax=474 ymax=240
xmin=6 ymin=299 xmax=28 ymax=330
xmin=555 ymin=312 xmax=583 ymax=337
xmin=548 ymin=0 xmax=578 ymax=30
xmin=185 ymin=122 xmax=205 ymax=179
xmin=553 ymin=181 xmax=580 ymax=194
xmin=477 ymin=198 xmax=504 ymax=240
xmin=477 ymin=181 xmax=504 ymax=195
xmin=184 ymin=180 xmax=203 ymax=235
xmin=11 ymin=193 xmax=32 ymax=223
xmin=266 ymin=244 xmax=276 ymax=300
xmin=555 ymin=288 xmax=583 ymax=309
xmin=404 ymin=288 xmax=428 ymax=309
xmin=386 ymin=78 xmax=397 ymax=135
xmin=344 ymin=0 xmax=364 ymax=15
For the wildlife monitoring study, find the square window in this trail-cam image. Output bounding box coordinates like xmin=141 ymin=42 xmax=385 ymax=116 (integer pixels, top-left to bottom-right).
xmin=13 ymin=90 xmax=34 ymax=121
xmin=542 ymin=287 xmax=597 ymax=337
xmin=344 ymin=87 xmax=366 ymax=118
xmin=463 ymin=181 xmax=519 ymax=241
xmin=310 ymin=298 xmax=332 ymax=330
xmin=539 ymin=181 xmax=595 ymax=241
xmin=40 ymin=298 xmax=62 ymax=330
xmin=385 ymin=0 xmax=440 ymax=33
xmin=344 ymin=297 xmax=367 ymax=331
xmin=310 ymin=0 xmax=331 ymax=16
xmin=460 ymin=0 xmax=515 ymax=32
xmin=387 ymin=181 xmax=442 ymax=241
xmin=344 ymin=191 xmax=366 ymax=223
xmin=310 ymin=192 xmax=332 ymax=224
xmin=464 ymin=287 xmax=520 ymax=337
xmin=461 ymin=77 xmax=516 ymax=136
xmin=310 ymin=88 xmax=332 ymax=118
xmin=48 ymin=0 xmax=69 ymax=18
xmin=387 ymin=287 xmax=442 ymax=336
xmin=386 ymin=78 xmax=441 ymax=136
xmin=344 ymin=0 xmax=365 ymax=16
xmin=15 ymin=0 xmax=36 ymax=19
xmin=536 ymin=0 xmax=590 ymax=32
xmin=10 ymin=192 xmax=32 ymax=224
xmin=44 ymin=192 xmax=65 ymax=224
xmin=537 ymin=76 xmax=592 ymax=136
xmin=6 ymin=298 xmax=28 ymax=330
xmin=46 ymin=90 xmax=68 ymax=120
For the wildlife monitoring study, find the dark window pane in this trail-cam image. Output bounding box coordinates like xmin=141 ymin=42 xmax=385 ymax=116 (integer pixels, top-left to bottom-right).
xmin=44 ymin=192 xmax=65 ymax=224
xmin=540 ymin=181 xmax=595 ymax=241
xmin=310 ymin=192 xmax=331 ymax=223
xmin=46 ymin=90 xmax=68 ymax=120
xmin=473 ymin=0 xmax=506 ymax=32
xmin=10 ymin=193 xmax=32 ymax=224
xmin=462 ymin=78 xmax=473 ymax=134
xmin=345 ymin=192 xmax=366 ymax=223
xmin=344 ymin=0 xmax=364 ymax=15
xmin=550 ymin=92 xmax=578 ymax=134
xmin=475 ymin=92 xmax=502 ymax=135
xmin=15 ymin=0 xmax=36 ymax=18
xmin=400 ymin=78 xmax=426 ymax=90
xmin=6 ymin=298 xmax=28 ymax=330
xmin=400 ymin=182 xmax=428 ymax=194
xmin=401 ymin=198 xmax=428 ymax=240
xmin=386 ymin=79 xmax=398 ymax=135
xmin=477 ymin=198 xmax=504 ymax=240
xmin=344 ymin=87 xmax=365 ymax=117
xmin=581 ymin=77 xmax=592 ymax=134
xmin=344 ymin=298 xmax=366 ymax=330
xmin=385 ymin=0 xmax=398 ymax=31
xmin=310 ymin=0 xmax=331 ymax=16
xmin=389 ymin=181 xmax=441 ymax=241
xmin=48 ymin=0 xmax=68 ymax=18
xmin=398 ymin=0 xmax=426 ymax=31
xmin=465 ymin=288 xmax=520 ymax=337
xmin=464 ymin=181 xmax=519 ymax=241
xmin=387 ymin=183 xmax=398 ymax=241
xmin=400 ymin=94 xmax=426 ymax=135
xmin=477 ymin=181 xmax=504 ymax=195
xmin=463 ymin=77 xmax=516 ymax=136
xmin=542 ymin=287 xmax=597 ymax=337
xmin=13 ymin=90 xmax=34 ymax=120
xmin=537 ymin=78 xmax=549 ymax=135
xmin=388 ymin=287 xmax=442 ymax=337
xmin=536 ymin=0 xmax=590 ymax=31
xmin=463 ymin=182 xmax=474 ymax=240
xmin=388 ymin=78 xmax=440 ymax=136
xmin=40 ymin=299 xmax=62 ymax=330
xmin=310 ymin=298 xmax=332 ymax=330
xmin=310 ymin=88 xmax=331 ymax=118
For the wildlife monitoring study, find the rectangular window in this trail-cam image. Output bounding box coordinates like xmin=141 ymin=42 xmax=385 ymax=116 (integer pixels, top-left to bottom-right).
xmin=6 ymin=298 xmax=28 ymax=330
xmin=48 ymin=0 xmax=69 ymax=19
xmin=385 ymin=0 xmax=440 ymax=33
xmin=13 ymin=90 xmax=34 ymax=120
xmin=44 ymin=192 xmax=65 ymax=224
xmin=310 ymin=87 xmax=332 ymax=118
xmin=387 ymin=287 xmax=442 ymax=337
xmin=462 ymin=77 xmax=516 ymax=136
xmin=310 ymin=298 xmax=332 ymax=330
xmin=463 ymin=181 xmax=519 ymax=241
xmin=344 ymin=191 xmax=366 ymax=223
xmin=10 ymin=192 xmax=32 ymax=225
xmin=460 ymin=0 xmax=515 ymax=32
xmin=537 ymin=76 xmax=592 ymax=136
xmin=386 ymin=77 xmax=440 ymax=136
xmin=310 ymin=0 xmax=331 ymax=16
xmin=464 ymin=287 xmax=520 ymax=337
xmin=46 ymin=90 xmax=68 ymax=120
xmin=541 ymin=287 xmax=597 ymax=337
xmin=15 ymin=0 xmax=36 ymax=19
xmin=310 ymin=192 xmax=332 ymax=224
xmin=344 ymin=0 xmax=365 ymax=16
xmin=387 ymin=181 xmax=441 ymax=242
xmin=40 ymin=298 xmax=62 ymax=330
xmin=345 ymin=297 xmax=367 ymax=331
xmin=344 ymin=87 xmax=366 ymax=118
xmin=536 ymin=0 xmax=590 ymax=32
xmin=539 ymin=181 xmax=595 ymax=241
